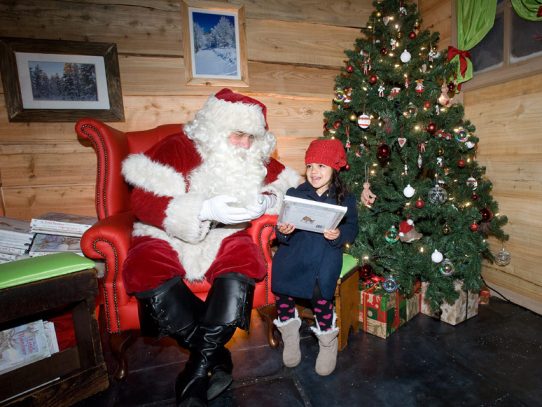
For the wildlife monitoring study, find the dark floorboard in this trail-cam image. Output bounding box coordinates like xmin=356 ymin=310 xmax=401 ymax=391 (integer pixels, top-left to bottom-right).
xmin=75 ymin=298 xmax=542 ymax=407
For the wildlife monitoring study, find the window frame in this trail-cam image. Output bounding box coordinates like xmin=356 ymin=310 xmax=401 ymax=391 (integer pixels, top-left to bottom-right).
xmin=455 ymin=0 xmax=542 ymax=92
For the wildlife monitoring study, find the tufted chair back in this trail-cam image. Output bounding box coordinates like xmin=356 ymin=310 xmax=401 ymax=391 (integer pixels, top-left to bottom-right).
xmin=75 ymin=118 xmax=277 ymax=379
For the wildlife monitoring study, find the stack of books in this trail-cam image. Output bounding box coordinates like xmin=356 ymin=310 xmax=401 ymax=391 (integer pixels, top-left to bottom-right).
xmin=29 ymin=212 xmax=97 ymax=258
xmin=0 ymin=217 xmax=34 ymax=263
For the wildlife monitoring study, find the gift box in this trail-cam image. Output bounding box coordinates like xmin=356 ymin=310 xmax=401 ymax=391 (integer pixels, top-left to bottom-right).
xmin=421 ymin=281 xmax=479 ymax=325
xmin=359 ymin=282 xmax=420 ymax=339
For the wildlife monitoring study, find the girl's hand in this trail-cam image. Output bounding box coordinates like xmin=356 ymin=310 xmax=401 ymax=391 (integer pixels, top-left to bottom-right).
xmin=323 ymin=228 xmax=340 ymax=241
xmin=277 ymin=223 xmax=296 ymax=235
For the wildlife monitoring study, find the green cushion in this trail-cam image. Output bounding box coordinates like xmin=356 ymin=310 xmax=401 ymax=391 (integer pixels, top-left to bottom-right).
xmin=0 ymin=253 xmax=95 ymax=290
xmin=340 ymin=253 xmax=358 ymax=278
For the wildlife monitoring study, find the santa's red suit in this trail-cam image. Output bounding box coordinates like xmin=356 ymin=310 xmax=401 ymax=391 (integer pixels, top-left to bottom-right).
xmin=119 ymin=89 xmax=300 ymax=406
xmin=121 ymin=125 xmax=298 ymax=293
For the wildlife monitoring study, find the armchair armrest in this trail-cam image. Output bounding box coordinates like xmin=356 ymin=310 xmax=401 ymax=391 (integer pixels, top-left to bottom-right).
xmin=81 ymin=211 xmax=135 ymax=308
xmin=247 ymin=215 xmax=278 ymax=277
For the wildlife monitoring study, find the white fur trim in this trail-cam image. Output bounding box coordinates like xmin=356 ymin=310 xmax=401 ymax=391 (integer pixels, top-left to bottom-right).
xmin=273 ymin=308 xmax=300 ymax=327
xmin=163 ymin=193 xmax=209 ymax=243
xmin=133 ymin=222 xmax=247 ymax=281
xmin=311 ymin=311 xmax=339 ymax=336
xmin=195 ymin=96 xmax=267 ymax=138
xmin=122 ymin=153 xmax=185 ymax=197
xmin=261 ymin=166 xmax=302 ymax=214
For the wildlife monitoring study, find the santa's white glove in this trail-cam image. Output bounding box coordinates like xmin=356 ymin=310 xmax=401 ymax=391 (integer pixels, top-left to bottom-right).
xmin=245 ymin=194 xmax=277 ymax=219
xmin=198 ymin=195 xmax=253 ymax=224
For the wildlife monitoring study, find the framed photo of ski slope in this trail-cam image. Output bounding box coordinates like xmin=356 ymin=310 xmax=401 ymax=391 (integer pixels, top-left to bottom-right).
xmin=181 ymin=0 xmax=249 ymax=87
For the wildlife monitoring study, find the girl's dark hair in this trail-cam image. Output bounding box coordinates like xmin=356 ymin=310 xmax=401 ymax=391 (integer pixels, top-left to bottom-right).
xmin=332 ymin=170 xmax=348 ymax=205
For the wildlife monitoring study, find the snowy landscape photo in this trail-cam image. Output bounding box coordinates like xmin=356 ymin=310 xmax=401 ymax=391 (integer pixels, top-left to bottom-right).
xmin=15 ymin=52 xmax=110 ymax=110
xmin=188 ymin=8 xmax=241 ymax=79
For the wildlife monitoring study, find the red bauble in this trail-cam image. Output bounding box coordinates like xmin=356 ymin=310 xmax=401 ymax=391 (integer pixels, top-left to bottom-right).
xmin=458 ymin=159 xmax=466 ymax=168
xmin=346 ymin=65 xmax=354 ymax=73
xmin=427 ymin=122 xmax=437 ymax=134
xmin=333 ymin=120 xmax=341 ymax=129
xmin=345 ymin=164 xmax=350 ymax=171
xmin=415 ymin=198 xmax=425 ymax=209
xmin=480 ymin=207 xmax=493 ymax=221
xmin=377 ymin=143 xmax=391 ymax=162
xmin=423 ymin=100 xmax=432 ymax=109
xmin=447 ymin=82 xmax=456 ymax=92
xmin=470 ymin=223 xmax=479 ymax=232
xmin=359 ymin=263 xmax=374 ymax=279
xmin=408 ymin=31 xmax=417 ymax=39
xmin=368 ymin=74 xmax=378 ymax=85
xmin=471 ymin=193 xmax=479 ymax=201
xmin=380 ymin=47 xmax=388 ymax=55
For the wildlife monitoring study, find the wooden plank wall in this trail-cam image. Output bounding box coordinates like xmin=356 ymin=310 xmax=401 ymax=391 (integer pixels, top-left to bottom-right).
xmin=419 ymin=0 xmax=542 ymax=314
xmin=3 ymin=0 xmax=539 ymax=313
xmin=0 ymin=0 xmax=371 ymax=219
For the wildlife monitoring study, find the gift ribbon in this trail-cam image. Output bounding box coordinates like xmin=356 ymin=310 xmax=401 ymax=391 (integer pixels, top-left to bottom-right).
xmin=362 ymin=285 xmax=377 ymax=332
xmin=447 ymin=46 xmax=471 ymax=77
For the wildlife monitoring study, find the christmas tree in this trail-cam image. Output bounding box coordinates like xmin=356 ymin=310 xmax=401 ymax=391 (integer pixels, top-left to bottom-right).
xmin=323 ymin=0 xmax=508 ymax=310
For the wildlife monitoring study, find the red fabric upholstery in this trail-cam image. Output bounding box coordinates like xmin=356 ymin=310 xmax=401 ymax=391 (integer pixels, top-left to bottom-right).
xmin=76 ymin=118 xmax=277 ymax=334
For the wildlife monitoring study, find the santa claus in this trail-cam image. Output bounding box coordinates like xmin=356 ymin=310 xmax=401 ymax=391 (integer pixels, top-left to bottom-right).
xmin=121 ymin=88 xmax=300 ymax=406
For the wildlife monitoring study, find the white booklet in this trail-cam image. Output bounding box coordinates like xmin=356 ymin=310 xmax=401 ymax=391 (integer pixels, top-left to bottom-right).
xmin=278 ymin=195 xmax=347 ymax=233
xmin=0 ymin=320 xmax=52 ymax=375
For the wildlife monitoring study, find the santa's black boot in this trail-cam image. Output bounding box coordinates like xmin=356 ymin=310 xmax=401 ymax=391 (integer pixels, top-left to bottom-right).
xmin=176 ymin=272 xmax=255 ymax=406
xmin=135 ymin=276 xmax=204 ymax=344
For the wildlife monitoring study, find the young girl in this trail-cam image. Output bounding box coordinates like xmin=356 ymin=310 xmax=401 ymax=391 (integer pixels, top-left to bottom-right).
xmin=271 ymin=138 xmax=359 ymax=376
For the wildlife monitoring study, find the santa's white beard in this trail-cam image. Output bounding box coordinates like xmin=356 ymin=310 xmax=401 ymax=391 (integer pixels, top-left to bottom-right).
xmin=189 ymin=142 xmax=267 ymax=207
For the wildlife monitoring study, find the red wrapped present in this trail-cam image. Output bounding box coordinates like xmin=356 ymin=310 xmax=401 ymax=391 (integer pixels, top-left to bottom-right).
xmin=359 ymin=284 xmax=419 ymax=339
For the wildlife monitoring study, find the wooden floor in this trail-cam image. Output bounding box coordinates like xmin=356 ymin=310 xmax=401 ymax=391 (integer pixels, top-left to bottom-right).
xmin=75 ymin=297 xmax=542 ymax=406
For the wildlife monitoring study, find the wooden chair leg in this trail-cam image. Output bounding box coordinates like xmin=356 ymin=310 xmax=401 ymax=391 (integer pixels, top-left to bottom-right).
xmin=257 ymin=305 xmax=280 ymax=348
xmin=109 ymin=330 xmax=136 ymax=380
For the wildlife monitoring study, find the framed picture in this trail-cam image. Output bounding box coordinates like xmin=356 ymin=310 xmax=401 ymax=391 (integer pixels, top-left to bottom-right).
xmin=0 ymin=37 xmax=124 ymax=122
xmin=181 ymin=0 xmax=249 ymax=87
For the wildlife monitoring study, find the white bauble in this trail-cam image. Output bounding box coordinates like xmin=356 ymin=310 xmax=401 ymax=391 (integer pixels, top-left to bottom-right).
xmin=431 ymin=249 xmax=444 ymax=263
xmin=400 ymin=49 xmax=411 ymax=63
xmin=403 ymin=184 xmax=415 ymax=198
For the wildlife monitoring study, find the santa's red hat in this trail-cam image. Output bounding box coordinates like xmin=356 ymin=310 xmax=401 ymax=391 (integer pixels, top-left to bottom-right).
xmin=305 ymin=138 xmax=347 ymax=170
xmin=214 ymin=88 xmax=268 ymax=130
xmin=186 ymin=88 xmax=269 ymax=141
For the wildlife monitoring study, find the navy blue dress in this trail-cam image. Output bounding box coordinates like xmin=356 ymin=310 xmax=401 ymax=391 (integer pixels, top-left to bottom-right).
xmin=271 ymin=181 xmax=359 ymax=300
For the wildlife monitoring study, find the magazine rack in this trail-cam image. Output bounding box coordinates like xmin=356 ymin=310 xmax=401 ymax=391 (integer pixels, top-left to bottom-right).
xmin=0 ymin=269 xmax=109 ymax=406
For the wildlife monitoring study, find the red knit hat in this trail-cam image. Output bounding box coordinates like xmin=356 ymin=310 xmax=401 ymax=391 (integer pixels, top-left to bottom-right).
xmin=214 ymin=88 xmax=268 ymax=129
xmin=305 ymin=138 xmax=347 ymax=170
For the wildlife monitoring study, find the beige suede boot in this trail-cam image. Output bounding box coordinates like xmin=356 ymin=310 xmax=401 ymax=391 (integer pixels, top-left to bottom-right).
xmin=273 ymin=310 xmax=302 ymax=368
xmin=311 ymin=314 xmax=339 ymax=376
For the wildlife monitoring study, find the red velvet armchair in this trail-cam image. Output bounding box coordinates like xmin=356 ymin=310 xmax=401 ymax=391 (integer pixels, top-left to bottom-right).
xmin=75 ymin=118 xmax=278 ymax=379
